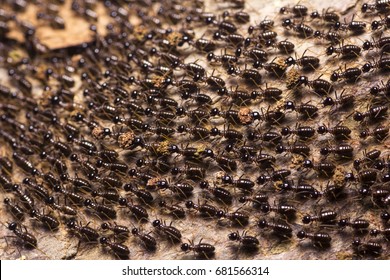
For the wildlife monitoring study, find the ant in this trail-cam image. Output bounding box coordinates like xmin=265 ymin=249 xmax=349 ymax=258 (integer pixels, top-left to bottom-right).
xmin=181 ymin=239 xmax=215 ymax=259
xmin=100 ymin=237 xmax=130 ymax=259
xmin=228 ymin=231 xmax=259 ymax=250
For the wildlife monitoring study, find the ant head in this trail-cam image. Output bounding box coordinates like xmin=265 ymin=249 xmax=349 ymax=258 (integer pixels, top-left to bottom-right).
xmin=282 ymin=19 xmax=293 ymax=28
xmin=154 ymin=178 xmax=167 ymax=188
xmin=31 ymin=168 xmax=39 ymax=176
xmin=296 ymin=230 xmax=307 ymax=239
xmin=248 ymin=25 xmax=255 ymax=34
xmin=326 ymin=46 xmax=334 ymax=55
xmin=118 ymin=197 xmax=127 ymax=206
xmin=199 ymin=181 xmax=209 ymax=189
xmin=338 ymin=219 xmax=347 ymax=227
xmin=279 ymin=7 xmax=287 ymax=14
xmin=30 ymin=209 xmax=37 ymax=217
xmin=311 ymin=190 xmax=322 ymax=199
xmin=176 ymin=107 xmax=186 ymax=116
xmin=371 ymin=20 xmax=380 ymax=30
xmin=281 ymin=127 xmax=291 ymax=136
xmin=136 ymin=158 xmax=145 ymax=167
xmin=131 ymin=228 xmax=139 ymax=235
xmin=298 ymin=75 xmax=309 ymax=85
xmin=158 ymin=200 xmax=167 ymax=207
xmin=250 ymin=90 xmax=260 ymax=100
xmin=284 ymin=100 xmax=295 ymax=110
xmin=180 ymin=91 xmax=190 ymax=100
xmin=8 ymin=222 xmax=17 ymax=231
xmin=370 ymin=229 xmax=380 ymax=236
xmin=285 ymin=56 xmax=296 ymax=66
xmin=96 ymin=159 xmax=103 ymax=168
xmin=352 ymin=238 xmax=361 ymax=247
xmin=257 ymin=219 xmax=267 ymax=228
xmin=358 ymin=187 xmax=370 ymax=196
xmin=123 ymin=184 xmax=133 ymax=192
xmin=257 ymin=175 xmax=267 ymax=184
xmin=84 ymin=199 xmax=92 ymax=207
xmin=310 ymin=11 xmax=320 ymax=19
xmin=22 ymin=177 xmax=31 ymax=184
xmin=242 ymin=37 xmax=252 ymax=47
xmin=128 ymin=169 xmax=137 ymax=177
xmin=185 ymin=201 xmax=194 ymax=209
xmin=330 ymin=72 xmax=339 ymax=82
xmin=252 ymin=60 xmax=261 ymax=69
xmin=101 ymin=223 xmax=110 ymax=230
xmin=169 ymin=144 xmax=180 ymax=154
xmin=177 ymin=124 xmax=186 ymax=133
xmin=210 ymin=108 xmax=220 ymax=116
xmin=317 ymin=125 xmax=327 ymax=134
xmin=260 ymin=204 xmax=270 ymax=213
xmin=302 ymin=159 xmax=313 ymax=168
xmin=66 ymin=220 xmax=76 ymax=229
xmin=278 ymin=181 xmax=291 ymax=190
xmin=12 ymin=184 xmax=20 ymax=191
xmin=216 ymin=210 xmax=225 ymax=218
xmin=238 ymin=196 xmax=247 ymax=203
xmin=383 ymin=173 xmax=390 ymax=182
xmin=69 ymin=153 xmax=78 ymax=162
xmin=217 ymin=87 xmax=228 ymax=95
xmin=181 ymin=243 xmax=190 ymax=252
xmin=353 ymin=112 xmax=364 ymax=121
xmin=91 ymin=190 xmax=98 ymax=197
xmin=362 ymin=63 xmax=372 ymax=73
xmin=361 ymin=3 xmax=369 ymax=13
xmin=171 ymin=167 xmax=180 ymax=175
xmin=264 ymin=39 xmax=273 ymax=47
xmin=374 ymin=161 xmax=385 ymax=170
xmin=46 ymin=196 xmax=55 ymax=205
xmin=112 ymin=116 xmax=121 ymax=124
xmin=251 ymin=111 xmax=261 ymax=121
xmin=146 ymin=95 xmax=154 ymax=104
xmin=302 ymin=215 xmax=312 ymax=224
xmin=236 ymin=46 xmax=243 ymax=56
xmin=370 ymin=86 xmax=380 ymax=95
xmin=228 ymin=232 xmax=239 ymax=241
xmin=314 ymin=30 xmax=322 ymax=38
xmin=362 ymin=40 xmax=372 ymax=50
xmin=100 ymin=237 xmax=108 ymax=244
xmin=323 ymin=97 xmax=335 ymax=106
xmin=206 ymin=52 xmax=214 ymax=61
xmin=152 ymin=219 xmax=161 ymax=227
xmin=213 ymin=31 xmax=221 ymax=40
xmin=353 ymin=159 xmax=361 ymax=169
xmin=144 ymin=107 xmax=153 ymax=116
xmin=247 ymin=130 xmax=257 ymax=141
xmin=202 ymin=148 xmax=214 ymax=158
xmin=275 ymin=145 xmax=285 ymax=154
xmin=225 ymin=144 xmax=234 ymax=152
xmin=359 ymin=130 xmax=368 ymax=138
xmin=221 ymin=175 xmax=232 ymax=184
xmin=87 ymin=173 xmax=96 ymax=180
xmin=205 ymin=16 xmax=213 ymax=25
xmin=380 ymin=211 xmax=390 ymax=222
xmin=320 ymin=147 xmax=329 ymax=155
xmin=344 ymin=172 xmax=355 ymax=182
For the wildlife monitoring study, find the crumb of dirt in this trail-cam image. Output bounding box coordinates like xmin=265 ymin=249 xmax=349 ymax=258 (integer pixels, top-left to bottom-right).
xmin=239 ymin=107 xmax=254 ymax=124
xmin=334 ymin=166 xmax=346 ymax=186
xmin=91 ymin=127 xmax=105 ymax=139
xmin=117 ymin=131 xmax=135 ymax=149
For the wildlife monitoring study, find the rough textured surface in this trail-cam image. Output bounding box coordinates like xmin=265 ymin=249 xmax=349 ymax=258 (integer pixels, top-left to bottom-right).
xmin=0 ymin=0 xmax=389 ymax=260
